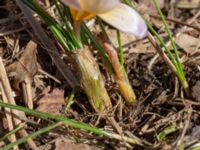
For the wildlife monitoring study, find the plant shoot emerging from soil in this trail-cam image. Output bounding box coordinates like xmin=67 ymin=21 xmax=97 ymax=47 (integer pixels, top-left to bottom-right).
xmin=60 ymin=0 xmax=147 ymax=104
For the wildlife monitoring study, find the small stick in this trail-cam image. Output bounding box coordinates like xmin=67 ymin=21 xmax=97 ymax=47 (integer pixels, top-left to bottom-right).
xmin=0 ymin=26 xmax=27 ymax=36
xmin=18 ymin=40 xmax=36 ymax=109
xmin=147 ymin=32 xmax=177 ymax=74
xmin=38 ymin=69 xmax=61 ymax=84
xmin=22 ymin=79 xmax=33 ymax=109
xmin=0 ymin=57 xmax=23 ymax=124
xmin=175 ymin=107 xmax=192 ymax=148
xmin=0 ymin=83 xmax=18 ymax=150
xmin=0 ymin=57 xmax=37 ymax=149
xmin=150 ymin=14 xmax=200 ymax=32
xmin=150 ymin=10 xmax=200 ymax=53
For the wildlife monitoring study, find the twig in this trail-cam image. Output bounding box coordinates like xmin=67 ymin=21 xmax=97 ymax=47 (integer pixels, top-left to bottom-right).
xmin=38 ymin=69 xmax=61 ymax=84
xmin=21 ymin=40 xmax=37 ymax=109
xmin=173 ymin=77 xmax=179 ymax=99
xmin=0 ymin=13 xmax=23 ymax=24
xmin=153 ymin=9 xmax=200 ymax=50
xmin=148 ymin=53 xmax=159 ymax=70
xmin=107 ymin=117 xmax=123 ymax=134
xmin=150 ymin=14 xmax=200 ymax=32
xmin=0 ymin=57 xmax=25 ymax=124
xmin=22 ymin=79 xmax=33 ymax=109
xmin=147 ymin=32 xmax=177 ymax=74
xmin=0 ymin=57 xmax=37 ymax=149
xmin=175 ymin=107 xmax=192 ymax=148
xmin=0 ymin=83 xmax=18 ymax=150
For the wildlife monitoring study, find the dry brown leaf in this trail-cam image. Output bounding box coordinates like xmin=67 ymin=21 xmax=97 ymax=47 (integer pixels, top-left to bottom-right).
xmin=36 ymin=88 xmax=65 ymax=114
xmin=55 ymin=138 xmax=101 ymax=150
xmin=175 ymin=33 xmax=199 ymax=53
xmin=6 ymin=40 xmax=38 ymax=90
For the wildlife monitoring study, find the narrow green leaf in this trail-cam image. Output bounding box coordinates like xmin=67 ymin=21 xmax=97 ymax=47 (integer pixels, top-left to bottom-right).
xmin=0 ymin=123 xmax=24 ymax=142
xmin=0 ymin=101 xmax=144 ymax=145
xmin=152 ymin=0 xmax=185 ymax=82
xmin=0 ymin=101 xmax=108 ymax=136
xmin=116 ymin=30 xmax=125 ymax=70
xmin=157 ymin=125 xmax=178 ymax=141
xmin=1 ymin=122 xmax=62 ymax=150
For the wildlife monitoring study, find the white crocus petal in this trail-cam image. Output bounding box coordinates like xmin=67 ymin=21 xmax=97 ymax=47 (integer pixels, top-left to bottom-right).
xmin=79 ymin=0 xmax=120 ymax=14
xmin=61 ymin=0 xmax=120 ymax=14
xmin=60 ymin=0 xmax=81 ymax=10
xmin=98 ymin=4 xmax=147 ymax=38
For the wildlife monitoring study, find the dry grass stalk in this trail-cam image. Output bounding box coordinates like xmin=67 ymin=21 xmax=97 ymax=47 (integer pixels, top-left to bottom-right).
xmin=147 ymin=32 xmax=177 ymax=74
xmin=21 ymin=40 xmax=37 ymax=109
xmin=21 ymin=79 xmax=33 ymax=109
xmin=0 ymin=57 xmax=37 ymax=149
xmin=0 ymin=83 xmax=18 ymax=150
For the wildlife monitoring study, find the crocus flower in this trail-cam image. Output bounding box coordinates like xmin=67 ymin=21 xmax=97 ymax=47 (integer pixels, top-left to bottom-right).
xmin=60 ymin=0 xmax=147 ymax=106
xmin=61 ymin=0 xmax=147 ymax=38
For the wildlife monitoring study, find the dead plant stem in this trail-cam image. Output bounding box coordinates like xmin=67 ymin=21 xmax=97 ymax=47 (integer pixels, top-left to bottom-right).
xmin=147 ymin=32 xmax=177 ymax=74
xmin=0 ymin=57 xmax=37 ymax=149
xmin=0 ymin=83 xmax=18 ymax=150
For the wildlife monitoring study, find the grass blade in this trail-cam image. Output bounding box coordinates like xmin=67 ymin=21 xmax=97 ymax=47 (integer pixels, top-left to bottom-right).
xmin=152 ymin=0 xmax=184 ymax=80
xmin=152 ymin=0 xmax=190 ymax=96
xmin=1 ymin=122 xmax=62 ymax=150
xmin=0 ymin=101 xmax=148 ymax=145
xmin=117 ymin=30 xmax=125 ymax=69
xmin=124 ymin=0 xmax=190 ymax=96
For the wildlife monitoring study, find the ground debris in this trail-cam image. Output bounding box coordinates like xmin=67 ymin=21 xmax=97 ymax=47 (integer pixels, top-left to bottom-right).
xmin=55 ymin=138 xmax=101 ymax=150
xmin=0 ymin=0 xmax=200 ymax=149
xmin=36 ymin=88 xmax=65 ymax=114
